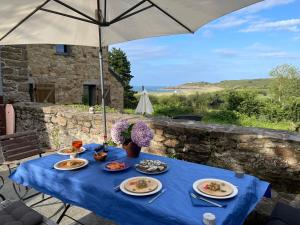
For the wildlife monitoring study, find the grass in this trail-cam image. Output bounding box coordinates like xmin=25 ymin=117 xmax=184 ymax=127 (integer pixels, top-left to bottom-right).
xmin=196 ymin=110 xmax=294 ymax=131
xmin=124 ymin=105 xmax=295 ymax=131
xmin=65 ymin=104 xmax=118 ymax=113
xmin=237 ymin=114 xmax=294 ymax=131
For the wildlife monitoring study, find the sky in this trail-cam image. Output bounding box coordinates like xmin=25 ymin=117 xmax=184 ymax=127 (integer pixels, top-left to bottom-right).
xmin=111 ymin=0 xmax=300 ymax=86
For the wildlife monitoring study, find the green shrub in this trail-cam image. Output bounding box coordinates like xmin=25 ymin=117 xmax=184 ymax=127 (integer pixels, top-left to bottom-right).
xmin=224 ymin=90 xmax=262 ymax=116
xmin=153 ymin=104 xmax=192 ymax=117
xmin=203 ymin=110 xmax=239 ymax=124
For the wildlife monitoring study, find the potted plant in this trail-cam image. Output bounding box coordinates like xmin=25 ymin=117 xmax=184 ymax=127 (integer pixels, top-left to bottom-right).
xmin=111 ymin=120 xmax=153 ymax=157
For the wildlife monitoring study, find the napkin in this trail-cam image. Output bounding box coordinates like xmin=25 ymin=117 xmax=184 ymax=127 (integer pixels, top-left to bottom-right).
xmin=189 ymin=191 xmax=227 ymax=207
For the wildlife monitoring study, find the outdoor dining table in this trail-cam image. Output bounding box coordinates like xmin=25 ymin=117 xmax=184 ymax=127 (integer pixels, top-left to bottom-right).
xmin=10 ymin=144 xmax=270 ymax=225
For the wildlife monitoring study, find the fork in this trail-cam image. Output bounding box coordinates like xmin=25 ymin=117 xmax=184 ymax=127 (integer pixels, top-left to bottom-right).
xmin=113 ymin=184 xmax=121 ymax=191
xmin=190 ymin=193 xmax=226 ymax=208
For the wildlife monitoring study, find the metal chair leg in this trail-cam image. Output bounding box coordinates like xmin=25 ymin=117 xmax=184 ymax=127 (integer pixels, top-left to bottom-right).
xmin=56 ymin=204 xmax=86 ymax=225
xmin=57 ymin=204 xmax=71 ymax=224
xmin=0 ymin=175 xmax=5 ymax=201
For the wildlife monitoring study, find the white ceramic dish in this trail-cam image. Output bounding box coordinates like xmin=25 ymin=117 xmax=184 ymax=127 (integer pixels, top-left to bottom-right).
xmin=57 ymin=147 xmax=86 ymax=155
xmin=54 ymin=158 xmax=89 ymax=171
xmin=120 ymin=176 xmax=162 ymax=197
xmin=193 ymin=178 xmax=238 ymax=199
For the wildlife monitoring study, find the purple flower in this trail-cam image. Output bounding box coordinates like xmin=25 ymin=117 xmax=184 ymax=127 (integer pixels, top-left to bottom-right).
xmin=131 ymin=121 xmax=154 ymax=147
xmin=111 ymin=120 xmax=130 ymax=144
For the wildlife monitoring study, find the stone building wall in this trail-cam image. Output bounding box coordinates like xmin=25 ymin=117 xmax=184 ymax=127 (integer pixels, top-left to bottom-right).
xmin=14 ymin=103 xmax=300 ymax=193
xmin=1 ymin=45 xmax=124 ymax=110
xmin=0 ymin=46 xmax=30 ymax=102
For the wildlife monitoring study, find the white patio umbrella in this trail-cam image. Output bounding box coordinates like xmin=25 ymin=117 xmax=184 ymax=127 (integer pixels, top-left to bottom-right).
xmin=0 ymin=0 xmax=262 ymax=145
xmin=135 ymin=89 xmax=153 ymax=115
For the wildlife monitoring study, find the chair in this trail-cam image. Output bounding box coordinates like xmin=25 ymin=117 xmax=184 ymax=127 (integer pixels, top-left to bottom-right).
xmin=0 ymin=200 xmax=58 ymax=225
xmin=0 ymin=175 xmax=5 ymax=201
xmin=267 ymin=202 xmax=300 ymax=225
xmin=0 ymin=131 xmax=42 ymax=164
xmin=0 ymin=131 xmax=43 ymax=200
xmin=0 ymin=131 xmax=85 ymax=225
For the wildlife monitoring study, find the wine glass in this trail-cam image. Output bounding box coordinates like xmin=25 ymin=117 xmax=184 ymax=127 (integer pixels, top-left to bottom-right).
xmin=71 ymin=140 xmax=83 ymax=159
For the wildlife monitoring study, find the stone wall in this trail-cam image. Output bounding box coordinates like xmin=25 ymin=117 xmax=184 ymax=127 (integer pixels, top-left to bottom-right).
xmin=0 ymin=46 xmax=30 ymax=102
xmin=14 ymin=103 xmax=300 ymax=193
xmin=1 ymin=45 xmax=124 ymax=110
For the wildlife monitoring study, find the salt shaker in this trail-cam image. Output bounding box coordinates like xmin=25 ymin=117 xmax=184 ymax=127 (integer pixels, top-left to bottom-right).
xmin=235 ymin=170 xmax=245 ymax=178
xmin=203 ymin=212 xmax=216 ymax=225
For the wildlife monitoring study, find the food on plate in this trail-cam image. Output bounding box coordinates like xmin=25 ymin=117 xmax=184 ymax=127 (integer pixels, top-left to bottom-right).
xmin=94 ymin=152 xmax=107 ymax=161
xmin=124 ymin=178 xmax=158 ymax=193
xmin=59 ymin=148 xmax=84 ymax=154
xmin=204 ymin=182 xmax=224 ymax=192
xmin=57 ymin=159 xmax=85 ymax=169
xmin=197 ymin=180 xmax=233 ymax=197
xmin=135 ymin=160 xmax=167 ymax=173
xmin=106 ymin=161 xmax=126 ymax=170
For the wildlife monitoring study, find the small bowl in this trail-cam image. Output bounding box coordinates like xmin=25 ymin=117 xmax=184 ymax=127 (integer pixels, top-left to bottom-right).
xmin=94 ymin=152 xmax=107 ymax=161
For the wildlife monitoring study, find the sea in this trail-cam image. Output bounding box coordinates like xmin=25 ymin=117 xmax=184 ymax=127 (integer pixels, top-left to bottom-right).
xmin=133 ymin=86 xmax=174 ymax=93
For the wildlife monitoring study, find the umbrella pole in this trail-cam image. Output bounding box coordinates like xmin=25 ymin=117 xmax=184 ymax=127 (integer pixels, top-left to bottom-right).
xmin=98 ymin=46 xmax=108 ymax=149
xmin=97 ymin=1 xmax=108 ymax=150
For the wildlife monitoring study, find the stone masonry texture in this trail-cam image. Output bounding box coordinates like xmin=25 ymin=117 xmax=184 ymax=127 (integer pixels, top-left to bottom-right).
xmin=1 ymin=45 xmax=124 ymax=110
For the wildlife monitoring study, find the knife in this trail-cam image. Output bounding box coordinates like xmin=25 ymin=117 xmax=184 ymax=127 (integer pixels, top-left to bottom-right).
xmin=190 ymin=193 xmax=226 ymax=208
xmin=148 ymin=189 xmax=166 ymax=204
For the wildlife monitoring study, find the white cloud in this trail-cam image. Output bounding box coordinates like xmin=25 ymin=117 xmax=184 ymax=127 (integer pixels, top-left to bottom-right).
xmin=258 ymin=51 xmax=290 ymax=58
xmin=201 ymin=30 xmax=214 ymax=38
xmin=293 ymin=35 xmax=300 ymax=41
xmin=241 ymin=0 xmax=295 ymax=14
xmin=241 ymin=19 xmax=300 ymax=32
xmin=206 ymin=16 xmax=249 ymax=29
xmin=213 ymin=43 xmax=298 ymax=59
xmin=203 ymin=0 xmax=296 ymax=34
xmin=110 ymin=41 xmax=169 ymax=61
xmin=213 ymin=48 xmax=239 ymax=57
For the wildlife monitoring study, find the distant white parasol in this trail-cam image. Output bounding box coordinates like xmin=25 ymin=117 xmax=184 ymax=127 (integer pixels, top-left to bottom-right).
xmin=135 ymin=89 xmax=153 ymax=115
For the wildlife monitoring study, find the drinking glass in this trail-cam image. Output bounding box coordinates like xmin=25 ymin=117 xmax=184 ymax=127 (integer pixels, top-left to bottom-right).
xmin=71 ymin=140 xmax=83 ymax=158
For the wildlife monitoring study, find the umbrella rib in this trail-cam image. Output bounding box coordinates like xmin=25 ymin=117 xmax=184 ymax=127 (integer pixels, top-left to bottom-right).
xmin=0 ymin=0 xmax=51 ymax=42
xmin=52 ymin=0 xmax=101 ymax=25
xmin=109 ymin=5 xmax=154 ymax=25
xmin=104 ymin=0 xmax=107 ymax=22
xmin=109 ymin=0 xmax=147 ymax=24
xmin=146 ymin=0 xmax=193 ymax=33
xmin=40 ymin=8 xmax=100 ymax=25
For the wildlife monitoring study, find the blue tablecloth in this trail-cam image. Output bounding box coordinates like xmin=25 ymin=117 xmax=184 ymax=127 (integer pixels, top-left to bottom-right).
xmin=10 ymin=145 xmax=270 ymax=225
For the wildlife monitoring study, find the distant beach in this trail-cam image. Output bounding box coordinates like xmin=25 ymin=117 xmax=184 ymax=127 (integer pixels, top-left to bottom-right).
xmin=133 ymin=86 xmax=174 ymax=93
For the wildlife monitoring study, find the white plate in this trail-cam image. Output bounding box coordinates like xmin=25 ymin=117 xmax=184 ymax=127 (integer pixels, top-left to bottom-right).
xmin=120 ymin=176 xmax=162 ymax=197
xmin=54 ymin=158 xmax=89 ymax=171
xmin=193 ymin=178 xmax=238 ymax=199
xmin=57 ymin=147 xmax=86 ymax=155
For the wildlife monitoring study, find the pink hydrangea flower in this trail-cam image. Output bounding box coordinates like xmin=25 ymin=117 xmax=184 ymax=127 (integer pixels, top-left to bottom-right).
xmin=111 ymin=120 xmax=130 ymax=144
xmin=131 ymin=121 xmax=154 ymax=147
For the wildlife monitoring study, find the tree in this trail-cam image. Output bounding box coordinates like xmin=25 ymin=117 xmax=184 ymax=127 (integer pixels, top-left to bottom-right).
xmin=108 ymin=48 xmax=137 ymax=108
xmin=270 ymin=64 xmax=300 ymax=102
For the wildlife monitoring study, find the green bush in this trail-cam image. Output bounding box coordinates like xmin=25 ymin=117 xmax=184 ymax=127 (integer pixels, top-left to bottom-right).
xmin=203 ymin=110 xmax=239 ymax=124
xmin=147 ymin=89 xmax=297 ymax=131
xmin=224 ymin=90 xmax=263 ymax=116
xmin=153 ymin=104 xmax=192 ymax=117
